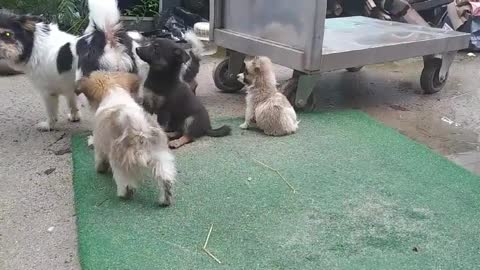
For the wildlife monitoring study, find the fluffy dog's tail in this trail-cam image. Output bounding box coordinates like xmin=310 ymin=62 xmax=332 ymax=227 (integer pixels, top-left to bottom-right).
xmin=112 ymin=113 xmax=176 ymax=206
xmin=113 ymin=115 xmax=172 ymax=174
xmin=182 ymin=31 xmax=204 ymax=84
xmin=85 ymin=0 xmax=121 ymax=45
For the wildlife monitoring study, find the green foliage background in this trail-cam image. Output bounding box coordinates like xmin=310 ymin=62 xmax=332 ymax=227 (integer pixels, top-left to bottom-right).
xmin=1 ymin=0 xmax=88 ymax=34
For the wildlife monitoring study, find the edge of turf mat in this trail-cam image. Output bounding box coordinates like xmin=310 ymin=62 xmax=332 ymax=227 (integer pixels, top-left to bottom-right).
xmin=72 ymin=111 xmax=480 ymax=270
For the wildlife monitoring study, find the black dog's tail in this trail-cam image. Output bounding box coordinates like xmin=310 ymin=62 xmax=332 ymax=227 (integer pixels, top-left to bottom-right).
xmin=206 ymin=125 xmax=231 ymax=137
xmin=182 ymin=30 xmax=204 ymax=83
xmin=182 ymin=51 xmax=200 ymax=83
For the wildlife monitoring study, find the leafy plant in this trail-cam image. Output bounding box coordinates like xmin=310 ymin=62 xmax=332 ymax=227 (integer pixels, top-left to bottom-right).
xmin=125 ymin=0 xmax=159 ymax=18
xmin=1 ymin=0 xmax=88 ymax=35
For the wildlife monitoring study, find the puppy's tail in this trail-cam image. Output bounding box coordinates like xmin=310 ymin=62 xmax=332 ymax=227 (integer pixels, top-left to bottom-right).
xmin=113 ymin=122 xmax=167 ymax=172
xmin=182 ymin=31 xmax=204 ymax=83
xmin=206 ymin=125 xmax=232 ymax=137
xmin=86 ymin=0 xmax=121 ymax=45
xmin=182 ymin=51 xmax=200 ymax=84
xmin=184 ymin=30 xmax=204 ymax=57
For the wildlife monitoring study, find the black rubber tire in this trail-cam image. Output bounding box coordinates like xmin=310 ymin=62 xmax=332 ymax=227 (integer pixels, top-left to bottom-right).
xmin=346 ymin=66 xmax=364 ymax=72
xmin=420 ymin=58 xmax=447 ymax=95
xmin=213 ymin=58 xmax=244 ymax=93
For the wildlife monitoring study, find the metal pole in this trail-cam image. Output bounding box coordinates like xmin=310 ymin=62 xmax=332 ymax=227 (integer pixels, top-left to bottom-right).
xmin=304 ymin=0 xmax=327 ymax=72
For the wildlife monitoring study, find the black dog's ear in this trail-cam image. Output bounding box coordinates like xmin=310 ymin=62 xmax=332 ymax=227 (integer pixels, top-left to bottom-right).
xmin=135 ymin=47 xmax=149 ymax=63
xmin=16 ymin=15 xmax=43 ymax=32
xmin=173 ymin=48 xmax=189 ymax=63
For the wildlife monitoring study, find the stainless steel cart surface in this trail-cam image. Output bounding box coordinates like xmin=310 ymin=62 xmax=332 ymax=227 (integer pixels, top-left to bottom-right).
xmin=210 ymin=0 xmax=470 ymax=108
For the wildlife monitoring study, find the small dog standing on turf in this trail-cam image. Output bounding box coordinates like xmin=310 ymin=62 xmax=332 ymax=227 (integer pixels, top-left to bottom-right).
xmin=136 ymin=38 xmax=231 ymax=149
xmin=76 ymin=71 xmax=176 ymax=206
xmin=238 ymin=56 xmax=299 ymax=136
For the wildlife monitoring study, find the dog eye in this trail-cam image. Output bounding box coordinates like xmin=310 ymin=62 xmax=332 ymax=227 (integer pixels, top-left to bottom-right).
xmin=1 ymin=32 xmax=13 ymax=39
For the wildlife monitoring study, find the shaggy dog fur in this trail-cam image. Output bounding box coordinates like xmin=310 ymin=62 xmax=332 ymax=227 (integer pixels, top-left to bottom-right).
xmin=238 ymin=56 xmax=299 ymax=136
xmin=137 ymin=38 xmax=231 ymax=149
xmin=76 ymin=71 xmax=176 ymax=206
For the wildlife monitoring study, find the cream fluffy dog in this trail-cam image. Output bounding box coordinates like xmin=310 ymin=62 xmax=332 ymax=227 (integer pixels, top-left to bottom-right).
xmin=76 ymin=71 xmax=176 ymax=206
xmin=238 ymin=56 xmax=299 ymax=136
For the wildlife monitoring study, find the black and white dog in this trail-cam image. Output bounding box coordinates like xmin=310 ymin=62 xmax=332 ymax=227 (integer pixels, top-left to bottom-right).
xmin=0 ymin=0 xmax=147 ymax=131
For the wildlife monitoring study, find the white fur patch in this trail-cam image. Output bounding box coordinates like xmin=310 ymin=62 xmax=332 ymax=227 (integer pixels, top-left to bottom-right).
xmin=152 ymin=151 xmax=176 ymax=181
xmin=99 ymin=43 xmax=134 ymax=72
xmin=127 ymin=31 xmax=143 ymax=41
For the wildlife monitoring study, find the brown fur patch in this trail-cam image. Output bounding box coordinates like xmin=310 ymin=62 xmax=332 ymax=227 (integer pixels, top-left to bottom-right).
xmin=0 ymin=42 xmax=22 ymax=60
xmin=76 ymin=71 xmax=141 ymax=103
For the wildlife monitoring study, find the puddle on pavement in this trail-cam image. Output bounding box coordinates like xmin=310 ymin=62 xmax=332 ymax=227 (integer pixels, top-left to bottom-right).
xmin=307 ymin=60 xmax=480 ymax=171
xmin=414 ymin=116 xmax=479 ymax=155
xmin=359 ymin=106 xmax=479 ymax=157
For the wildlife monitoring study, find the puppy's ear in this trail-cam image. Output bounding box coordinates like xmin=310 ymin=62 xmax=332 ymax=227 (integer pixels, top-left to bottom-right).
xmin=136 ymin=47 xmax=151 ymax=64
xmin=16 ymin=15 xmax=43 ymax=32
xmin=174 ymin=48 xmax=189 ymax=63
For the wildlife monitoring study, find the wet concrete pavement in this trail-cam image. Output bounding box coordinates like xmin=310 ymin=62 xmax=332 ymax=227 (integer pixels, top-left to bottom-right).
xmin=309 ymin=54 xmax=480 ymax=173
xmin=0 ymin=53 xmax=478 ymax=269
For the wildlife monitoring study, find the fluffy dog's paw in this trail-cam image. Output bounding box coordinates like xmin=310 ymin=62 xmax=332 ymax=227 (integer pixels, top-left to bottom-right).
xmin=118 ymin=186 xmax=135 ymax=200
xmin=68 ymin=112 xmax=81 ymax=122
xmin=87 ymin=135 xmax=94 ymax=148
xmin=36 ymin=121 xmax=55 ymax=132
xmin=239 ymin=122 xmax=249 ymax=129
xmin=159 ymin=200 xmax=172 ymax=208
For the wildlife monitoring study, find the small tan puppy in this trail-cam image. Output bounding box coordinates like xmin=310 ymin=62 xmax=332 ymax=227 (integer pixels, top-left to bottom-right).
xmin=238 ymin=56 xmax=299 ymax=136
xmin=76 ymin=71 xmax=176 ymax=206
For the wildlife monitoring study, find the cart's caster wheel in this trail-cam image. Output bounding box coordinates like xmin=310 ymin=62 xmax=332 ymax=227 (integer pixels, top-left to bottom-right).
xmin=346 ymin=66 xmax=363 ymax=72
xmin=213 ymin=58 xmax=244 ymax=93
xmin=420 ymin=58 xmax=447 ymax=94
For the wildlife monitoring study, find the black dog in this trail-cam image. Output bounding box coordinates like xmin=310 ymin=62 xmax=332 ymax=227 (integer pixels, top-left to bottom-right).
xmin=136 ymin=38 xmax=231 ymax=149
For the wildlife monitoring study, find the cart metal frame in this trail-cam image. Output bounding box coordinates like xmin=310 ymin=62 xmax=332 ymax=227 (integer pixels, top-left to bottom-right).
xmin=209 ymin=0 xmax=470 ymax=108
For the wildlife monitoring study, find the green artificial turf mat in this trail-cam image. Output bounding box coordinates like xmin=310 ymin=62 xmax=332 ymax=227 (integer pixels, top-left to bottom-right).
xmin=72 ymin=111 xmax=480 ymax=269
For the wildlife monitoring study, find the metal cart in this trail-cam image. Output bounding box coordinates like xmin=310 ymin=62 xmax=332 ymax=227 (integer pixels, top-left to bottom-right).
xmin=209 ymin=0 xmax=470 ymax=108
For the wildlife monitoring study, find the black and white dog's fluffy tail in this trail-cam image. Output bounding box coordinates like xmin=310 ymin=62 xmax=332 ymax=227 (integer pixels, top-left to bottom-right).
xmin=181 ymin=31 xmax=204 ymax=92
xmin=76 ymin=0 xmax=138 ymax=80
xmin=85 ymin=0 xmax=121 ymax=37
